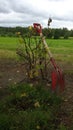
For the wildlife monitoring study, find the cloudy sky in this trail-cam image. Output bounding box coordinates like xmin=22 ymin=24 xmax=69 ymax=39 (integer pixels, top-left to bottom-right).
xmin=0 ymin=0 xmax=73 ymax=29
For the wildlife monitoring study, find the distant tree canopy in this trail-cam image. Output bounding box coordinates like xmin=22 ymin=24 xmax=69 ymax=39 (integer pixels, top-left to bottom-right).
xmin=0 ymin=26 xmax=73 ymax=39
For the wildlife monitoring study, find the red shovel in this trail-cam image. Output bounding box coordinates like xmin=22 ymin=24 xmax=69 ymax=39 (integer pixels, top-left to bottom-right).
xmin=33 ymin=23 xmax=65 ymax=92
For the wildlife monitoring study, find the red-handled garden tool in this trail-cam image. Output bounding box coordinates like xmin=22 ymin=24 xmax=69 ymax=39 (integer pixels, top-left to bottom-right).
xmin=33 ymin=23 xmax=65 ymax=92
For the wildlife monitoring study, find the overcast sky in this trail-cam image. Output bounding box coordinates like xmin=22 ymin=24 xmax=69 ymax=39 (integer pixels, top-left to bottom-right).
xmin=0 ymin=0 xmax=73 ymax=29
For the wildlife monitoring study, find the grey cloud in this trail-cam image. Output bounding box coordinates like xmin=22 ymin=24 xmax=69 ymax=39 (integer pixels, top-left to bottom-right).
xmin=0 ymin=0 xmax=11 ymax=13
xmin=52 ymin=13 xmax=73 ymax=22
xmin=47 ymin=0 xmax=65 ymax=1
xmin=7 ymin=0 xmax=73 ymax=23
xmin=0 ymin=7 xmax=10 ymax=13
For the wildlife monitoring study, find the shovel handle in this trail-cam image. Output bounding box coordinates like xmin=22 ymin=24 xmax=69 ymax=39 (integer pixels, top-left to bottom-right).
xmin=33 ymin=23 xmax=53 ymax=58
xmin=33 ymin=23 xmax=59 ymax=69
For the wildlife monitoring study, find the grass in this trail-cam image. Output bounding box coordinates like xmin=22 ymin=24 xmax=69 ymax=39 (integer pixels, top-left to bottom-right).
xmin=47 ymin=39 xmax=73 ymax=48
xmin=0 ymin=37 xmax=73 ymax=62
xmin=0 ymin=37 xmax=18 ymax=59
xmin=0 ymin=49 xmax=18 ymax=59
xmin=0 ymin=83 xmax=67 ymax=130
xmin=0 ymin=37 xmax=18 ymax=51
xmin=47 ymin=39 xmax=73 ymax=62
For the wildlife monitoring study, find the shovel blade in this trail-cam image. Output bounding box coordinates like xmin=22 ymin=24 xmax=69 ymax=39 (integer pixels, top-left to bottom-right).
xmin=58 ymin=70 xmax=65 ymax=91
xmin=51 ymin=71 xmax=58 ymax=91
xmin=51 ymin=70 xmax=65 ymax=92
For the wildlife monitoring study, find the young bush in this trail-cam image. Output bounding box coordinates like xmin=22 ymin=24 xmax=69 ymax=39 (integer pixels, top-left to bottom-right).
xmin=16 ymin=32 xmax=51 ymax=83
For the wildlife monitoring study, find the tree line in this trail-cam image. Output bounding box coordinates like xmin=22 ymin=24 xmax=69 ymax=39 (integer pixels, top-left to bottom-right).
xmin=0 ymin=26 xmax=73 ymax=39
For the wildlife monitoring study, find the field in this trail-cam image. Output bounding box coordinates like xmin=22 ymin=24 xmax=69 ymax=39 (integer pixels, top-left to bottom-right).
xmin=47 ymin=39 xmax=73 ymax=62
xmin=0 ymin=37 xmax=18 ymax=59
xmin=0 ymin=37 xmax=73 ymax=129
xmin=0 ymin=37 xmax=73 ymax=62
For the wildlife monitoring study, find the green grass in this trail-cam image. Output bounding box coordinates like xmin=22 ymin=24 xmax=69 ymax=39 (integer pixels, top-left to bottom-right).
xmin=0 ymin=49 xmax=18 ymax=59
xmin=0 ymin=37 xmax=18 ymax=59
xmin=0 ymin=37 xmax=18 ymax=51
xmin=47 ymin=39 xmax=73 ymax=62
xmin=47 ymin=39 xmax=73 ymax=48
xmin=0 ymin=37 xmax=73 ymax=62
xmin=0 ymin=83 xmax=67 ymax=130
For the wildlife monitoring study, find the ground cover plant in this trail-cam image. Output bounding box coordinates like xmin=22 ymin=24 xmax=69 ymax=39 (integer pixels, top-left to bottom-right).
xmin=0 ymin=83 xmax=67 ymax=130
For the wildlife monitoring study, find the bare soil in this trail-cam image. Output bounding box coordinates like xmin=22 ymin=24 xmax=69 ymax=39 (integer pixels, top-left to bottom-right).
xmin=0 ymin=59 xmax=73 ymax=128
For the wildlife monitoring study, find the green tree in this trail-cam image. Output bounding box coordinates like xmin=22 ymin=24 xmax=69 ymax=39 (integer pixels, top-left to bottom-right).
xmin=54 ymin=29 xmax=60 ymax=39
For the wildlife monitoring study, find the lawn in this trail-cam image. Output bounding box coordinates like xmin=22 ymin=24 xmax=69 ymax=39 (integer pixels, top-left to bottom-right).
xmin=47 ymin=39 xmax=73 ymax=62
xmin=0 ymin=37 xmax=73 ymax=62
xmin=0 ymin=37 xmax=18 ymax=51
xmin=0 ymin=37 xmax=18 ymax=59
